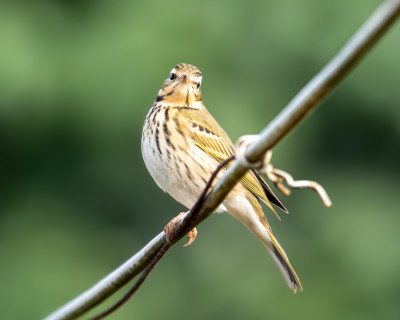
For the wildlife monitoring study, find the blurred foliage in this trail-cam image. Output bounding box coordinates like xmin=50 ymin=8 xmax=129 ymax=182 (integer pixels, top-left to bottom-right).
xmin=1 ymin=0 xmax=399 ymax=319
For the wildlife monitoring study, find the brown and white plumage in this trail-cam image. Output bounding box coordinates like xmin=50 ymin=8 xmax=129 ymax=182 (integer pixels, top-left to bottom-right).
xmin=141 ymin=63 xmax=302 ymax=292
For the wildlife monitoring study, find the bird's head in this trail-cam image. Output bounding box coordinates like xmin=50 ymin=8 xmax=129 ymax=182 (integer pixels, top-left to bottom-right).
xmin=156 ymin=63 xmax=203 ymax=106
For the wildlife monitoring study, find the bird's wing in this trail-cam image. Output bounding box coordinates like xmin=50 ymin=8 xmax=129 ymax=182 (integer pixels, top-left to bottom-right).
xmin=183 ymin=108 xmax=285 ymax=218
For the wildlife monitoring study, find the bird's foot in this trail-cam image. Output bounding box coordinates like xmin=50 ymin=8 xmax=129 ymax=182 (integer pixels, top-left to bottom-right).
xmin=184 ymin=227 xmax=198 ymax=247
xmin=164 ymin=212 xmax=198 ymax=246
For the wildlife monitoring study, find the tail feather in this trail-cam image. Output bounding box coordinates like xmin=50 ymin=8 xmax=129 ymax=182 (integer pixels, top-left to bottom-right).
xmin=265 ymin=228 xmax=302 ymax=293
xmin=224 ymin=192 xmax=302 ymax=292
xmin=252 ymin=169 xmax=288 ymax=213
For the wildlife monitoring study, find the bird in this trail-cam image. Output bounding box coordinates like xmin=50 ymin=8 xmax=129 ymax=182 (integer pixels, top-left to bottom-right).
xmin=141 ymin=63 xmax=302 ymax=292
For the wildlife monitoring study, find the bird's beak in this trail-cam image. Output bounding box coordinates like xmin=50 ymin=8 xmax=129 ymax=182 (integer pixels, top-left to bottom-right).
xmin=180 ymin=74 xmax=189 ymax=84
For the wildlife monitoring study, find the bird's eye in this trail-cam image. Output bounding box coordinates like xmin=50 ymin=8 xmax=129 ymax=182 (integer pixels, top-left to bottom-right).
xmin=196 ymin=82 xmax=200 ymax=89
xmin=169 ymin=73 xmax=176 ymax=81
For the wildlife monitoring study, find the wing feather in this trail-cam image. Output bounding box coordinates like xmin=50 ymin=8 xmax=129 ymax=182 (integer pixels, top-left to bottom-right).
xmin=182 ymin=108 xmax=284 ymax=219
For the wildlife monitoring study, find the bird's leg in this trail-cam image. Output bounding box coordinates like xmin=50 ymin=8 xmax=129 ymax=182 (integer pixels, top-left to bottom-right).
xmin=164 ymin=212 xmax=198 ymax=246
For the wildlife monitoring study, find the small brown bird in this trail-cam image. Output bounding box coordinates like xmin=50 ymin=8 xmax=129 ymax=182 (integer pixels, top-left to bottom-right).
xmin=141 ymin=63 xmax=302 ymax=292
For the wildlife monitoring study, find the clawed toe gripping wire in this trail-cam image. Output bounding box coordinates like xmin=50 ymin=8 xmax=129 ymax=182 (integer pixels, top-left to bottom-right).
xmin=235 ymin=135 xmax=332 ymax=208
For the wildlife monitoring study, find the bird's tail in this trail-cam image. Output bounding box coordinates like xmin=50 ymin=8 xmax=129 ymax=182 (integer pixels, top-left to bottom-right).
xmin=224 ymin=194 xmax=302 ymax=292
xmin=261 ymin=224 xmax=302 ymax=293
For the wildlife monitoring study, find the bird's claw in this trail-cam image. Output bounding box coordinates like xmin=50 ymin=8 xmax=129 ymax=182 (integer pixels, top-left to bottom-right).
xmin=184 ymin=227 xmax=198 ymax=246
xmin=164 ymin=212 xmax=198 ymax=246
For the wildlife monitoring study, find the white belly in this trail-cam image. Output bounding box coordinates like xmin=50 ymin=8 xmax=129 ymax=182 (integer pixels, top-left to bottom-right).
xmin=142 ymin=122 xmax=219 ymax=210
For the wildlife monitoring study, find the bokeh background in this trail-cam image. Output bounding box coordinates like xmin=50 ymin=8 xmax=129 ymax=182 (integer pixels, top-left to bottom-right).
xmin=1 ymin=0 xmax=400 ymax=319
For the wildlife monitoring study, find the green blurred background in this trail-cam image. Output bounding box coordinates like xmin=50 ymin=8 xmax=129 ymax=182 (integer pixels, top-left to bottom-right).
xmin=1 ymin=0 xmax=400 ymax=319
